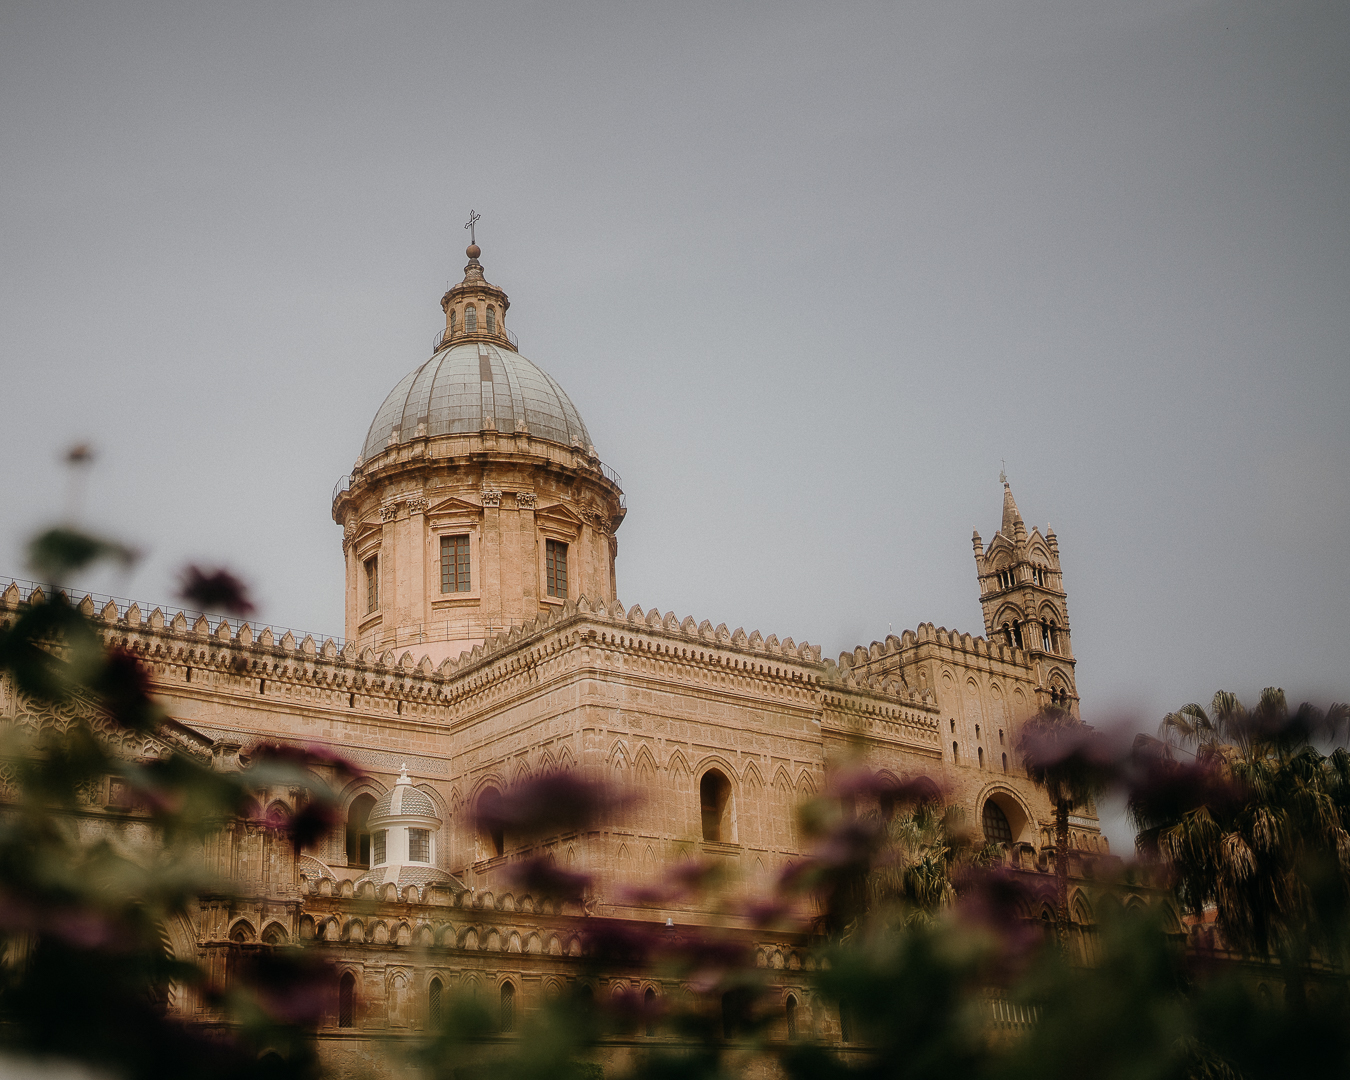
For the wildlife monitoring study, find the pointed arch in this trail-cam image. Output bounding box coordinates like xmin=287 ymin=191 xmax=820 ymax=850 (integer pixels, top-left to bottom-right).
xmin=742 ymin=760 xmax=765 ymax=789
xmin=633 ymin=745 xmax=658 ymax=778
xmin=608 ymin=740 xmax=630 ymax=771
xmin=667 ymin=748 xmax=690 ymax=776
xmin=261 ymin=921 xmax=288 ymax=945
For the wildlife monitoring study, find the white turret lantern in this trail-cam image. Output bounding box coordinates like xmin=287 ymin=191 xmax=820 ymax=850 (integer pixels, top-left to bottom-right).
xmin=359 ymin=765 xmax=452 ymax=889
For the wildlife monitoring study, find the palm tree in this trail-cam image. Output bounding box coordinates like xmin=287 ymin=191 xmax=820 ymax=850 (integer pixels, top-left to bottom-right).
xmin=1016 ymin=706 xmax=1111 ymax=954
xmin=1130 ymin=688 xmax=1350 ymax=1007
xmin=866 ymin=801 xmax=996 ymax=921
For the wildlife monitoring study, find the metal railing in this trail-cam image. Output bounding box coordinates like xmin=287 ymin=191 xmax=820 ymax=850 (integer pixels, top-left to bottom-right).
xmin=333 ymin=474 xmax=350 ymax=502
xmin=0 ymin=577 xmax=347 ymax=653
xmin=984 ymin=996 xmax=1040 ymax=1032
xmin=432 ymin=324 xmax=519 ymax=352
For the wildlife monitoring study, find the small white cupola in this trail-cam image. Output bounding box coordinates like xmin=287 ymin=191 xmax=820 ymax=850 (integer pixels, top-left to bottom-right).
xmin=359 ymin=765 xmax=452 ymax=889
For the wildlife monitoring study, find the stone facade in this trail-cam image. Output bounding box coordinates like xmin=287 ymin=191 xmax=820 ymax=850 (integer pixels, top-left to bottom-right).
xmin=0 ymin=245 xmax=1120 ymax=1075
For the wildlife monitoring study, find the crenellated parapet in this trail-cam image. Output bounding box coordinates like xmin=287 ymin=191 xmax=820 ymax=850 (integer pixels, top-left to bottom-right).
xmin=1 ymin=581 xmax=930 ymax=738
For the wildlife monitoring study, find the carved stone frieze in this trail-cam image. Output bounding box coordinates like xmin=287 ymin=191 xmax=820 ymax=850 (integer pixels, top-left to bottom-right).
xmin=5 ymin=682 xmax=211 ymax=764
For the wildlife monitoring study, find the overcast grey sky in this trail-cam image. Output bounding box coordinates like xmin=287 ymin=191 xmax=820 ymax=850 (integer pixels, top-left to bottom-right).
xmin=3 ymin=1 xmax=1347 ymax=809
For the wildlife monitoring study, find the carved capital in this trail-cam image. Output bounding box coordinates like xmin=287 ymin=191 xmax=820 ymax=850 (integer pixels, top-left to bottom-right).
xmin=380 ymin=504 xmax=401 ymax=523
xmin=481 ymin=488 xmax=503 ymax=508
xmin=516 ymin=492 xmax=537 ymax=510
xmin=406 ymin=496 xmax=428 ymax=515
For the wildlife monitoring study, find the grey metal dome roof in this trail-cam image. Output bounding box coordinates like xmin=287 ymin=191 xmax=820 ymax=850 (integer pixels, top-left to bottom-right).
xmin=360 ymin=341 xmax=592 ymax=462
xmin=369 ymin=783 xmax=438 ymax=822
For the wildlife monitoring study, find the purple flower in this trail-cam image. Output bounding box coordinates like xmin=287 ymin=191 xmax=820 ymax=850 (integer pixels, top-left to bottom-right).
xmin=178 ymin=565 xmax=256 ymax=617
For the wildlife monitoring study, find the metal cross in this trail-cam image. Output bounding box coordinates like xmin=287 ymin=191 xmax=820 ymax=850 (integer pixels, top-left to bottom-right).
xmin=999 ymin=459 xmax=1007 ymax=485
xmin=464 ymin=210 xmax=481 ymax=245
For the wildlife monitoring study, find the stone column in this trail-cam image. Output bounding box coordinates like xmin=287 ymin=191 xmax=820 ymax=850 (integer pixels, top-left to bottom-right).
xmin=407 ymin=495 xmax=428 ymax=645
xmin=481 ymin=487 xmax=503 ymax=632
xmin=343 ymin=523 xmax=358 ymax=642
xmin=517 ymin=492 xmax=538 ymax=616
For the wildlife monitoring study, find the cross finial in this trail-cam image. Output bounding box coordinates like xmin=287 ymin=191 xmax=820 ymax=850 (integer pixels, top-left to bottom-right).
xmin=464 ymin=210 xmax=481 ymax=246
xmin=999 ymin=459 xmax=1008 ymax=485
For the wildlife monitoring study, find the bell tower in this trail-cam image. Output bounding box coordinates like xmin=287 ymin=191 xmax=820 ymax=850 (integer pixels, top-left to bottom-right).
xmin=971 ymin=478 xmax=1077 ymax=709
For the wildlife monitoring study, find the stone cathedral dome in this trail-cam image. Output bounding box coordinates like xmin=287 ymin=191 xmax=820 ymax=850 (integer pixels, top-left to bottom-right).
xmin=357 ymin=241 xmax=592 ymax=464
xmin=359 ymin=341 xmax=592 ymax=462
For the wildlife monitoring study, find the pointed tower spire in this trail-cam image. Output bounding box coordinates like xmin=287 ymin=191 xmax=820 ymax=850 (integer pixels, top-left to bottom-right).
xmin=1000 ymin=480 xmax=1025 ymax=541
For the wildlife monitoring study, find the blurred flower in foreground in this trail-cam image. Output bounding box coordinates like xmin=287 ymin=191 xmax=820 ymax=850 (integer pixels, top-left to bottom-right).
xmin=473 ymin=771 xmax=636 ymax=840
xmin=178 ymin=565 xmax=256 ymax=616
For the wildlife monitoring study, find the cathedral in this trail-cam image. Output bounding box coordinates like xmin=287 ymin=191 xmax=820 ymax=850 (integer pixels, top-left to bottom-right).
xmin=1 ymin=240 xmax=1106 ymax=1074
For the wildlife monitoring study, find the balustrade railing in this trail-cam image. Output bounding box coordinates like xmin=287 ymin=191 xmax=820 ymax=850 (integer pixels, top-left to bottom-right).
xmin=432 ymin=324 xmax=519 ymax=352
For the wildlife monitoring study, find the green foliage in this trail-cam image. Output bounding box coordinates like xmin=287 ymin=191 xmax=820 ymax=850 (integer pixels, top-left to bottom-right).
xmin=0 ymin=536 xmax=342 ymax=1079
xmin=1134 ymin=689 xmax=1350 ymax=1004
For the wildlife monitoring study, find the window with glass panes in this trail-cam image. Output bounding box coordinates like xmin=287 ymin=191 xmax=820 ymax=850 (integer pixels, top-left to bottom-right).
xmin=408 ymin=828 xmax=430 ymax=863
xmin=364 ymin=556 xmax=379 ymax=613
xmin=982 ymin=800 xmax=1013 ymax=844
xmin=545 ymin=540 xmax=568 ymax=598
xmin=440 ymin=535 xmax=470 ymax=592
xmin=372 ymin=829 xmax=387 ymax=865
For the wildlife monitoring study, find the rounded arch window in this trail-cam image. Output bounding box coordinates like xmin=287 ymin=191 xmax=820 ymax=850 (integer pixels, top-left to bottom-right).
xmin=428 ymin=977 xmax=444 ymax=1026
xmin=785 ymin=994 xmax=799 ymax=1040
xmin=466 ymin=305 xmax=477 ymax=332
xmin=500 ymin=981 xmax=516 ymax=1032
xmin=982 ymin=798 xmax=1013 ymax=845
xmin=339 ymin=972 xmax=356 ymax=1028
xmin=700 ymin=769 xmax=732 ymax=843
xmin=448 ymin=309 xmax=456 ymax=333
xmin=346 ymin=793 xmax=376 ymax=868
xmin=644 ymin=986 xmax=658 ymax=1037
xmin=486 ymin=306 xmax=496 ymax=332
xmin=477 ymin=787 xmax=505 ymax=858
